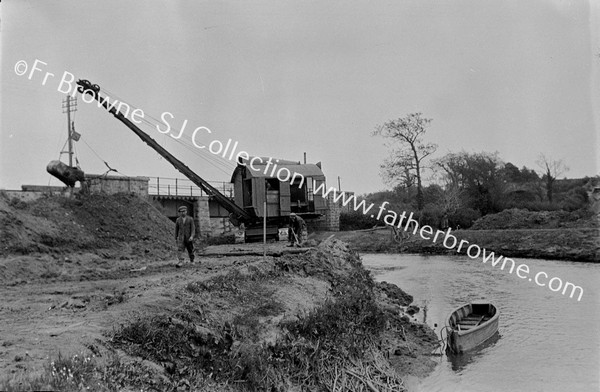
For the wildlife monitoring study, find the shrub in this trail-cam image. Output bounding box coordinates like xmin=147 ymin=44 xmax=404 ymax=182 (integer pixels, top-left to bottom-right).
xmin=560 ymin=187 xmax=589 ymax=211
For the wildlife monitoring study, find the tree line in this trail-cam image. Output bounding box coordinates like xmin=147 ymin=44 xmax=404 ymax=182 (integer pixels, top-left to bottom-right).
xmin=345 ymin=113 xmax=595 ymax=230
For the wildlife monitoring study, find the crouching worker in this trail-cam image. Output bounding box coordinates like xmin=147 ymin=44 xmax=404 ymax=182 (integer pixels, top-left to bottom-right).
xmin=288 ymin=213 xmax=307 ymax=247
xmin=175 ymin=206 xmax=196 ymax=265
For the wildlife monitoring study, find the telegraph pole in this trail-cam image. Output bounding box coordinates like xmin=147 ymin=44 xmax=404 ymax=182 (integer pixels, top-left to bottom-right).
xmin=62 ymin=95 xmax=77 ymax=167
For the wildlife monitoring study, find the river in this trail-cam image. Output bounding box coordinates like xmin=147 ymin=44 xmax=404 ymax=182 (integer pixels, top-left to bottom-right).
xmin=361 ymin=253 xmax=600 ymax=392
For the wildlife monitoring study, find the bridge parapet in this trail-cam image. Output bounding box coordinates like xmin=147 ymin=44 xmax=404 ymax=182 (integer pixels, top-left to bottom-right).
xmin=148 ymin=177 xmax=233 ymax=198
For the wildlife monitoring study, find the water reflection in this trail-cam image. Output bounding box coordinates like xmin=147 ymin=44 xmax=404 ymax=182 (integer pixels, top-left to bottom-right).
xmin=446 ymin=332 xmax=501 ymax=372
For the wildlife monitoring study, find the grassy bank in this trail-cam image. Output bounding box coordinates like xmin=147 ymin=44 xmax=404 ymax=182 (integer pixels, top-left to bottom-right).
xmin=1 ymin=239 xmax=438 ymax=391
xmin=313 ymin=227 xmax=600 ymax=262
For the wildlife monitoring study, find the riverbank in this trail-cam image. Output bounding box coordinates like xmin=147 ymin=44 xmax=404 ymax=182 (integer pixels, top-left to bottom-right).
xmin=0 ymin=240 xmax=439 ymax=391
xmin=312 ymin=227 xmax=600 ymax=262
xmin=0 ymin=193 xmax=439 ymax=391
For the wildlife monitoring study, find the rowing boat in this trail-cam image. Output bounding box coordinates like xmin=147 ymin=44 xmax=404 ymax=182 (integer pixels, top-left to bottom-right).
xmin=446 ymin=302 xmax=499 ymax=354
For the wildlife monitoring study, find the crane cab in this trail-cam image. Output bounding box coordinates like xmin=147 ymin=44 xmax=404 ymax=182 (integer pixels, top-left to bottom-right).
xmin=231 ymin=157 xmax=327 ymax=235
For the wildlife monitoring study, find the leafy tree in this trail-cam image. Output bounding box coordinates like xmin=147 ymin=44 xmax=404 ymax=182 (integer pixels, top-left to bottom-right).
xmin=519 ymin=166 xmax=540 ymax=183
xmin=434 ymin=151 xmax=506 ymax=215
xmin=502 ymin=162 xmax=521 ymax=183
xmin=502 ymin=162 xmax=540 ymax=183
xmin=536 ymin=154 xmax=569 ymax=202
xmin=501 ymin=163 xmax=543 ymax=206
xmin=373 ymin=113 xmax=437 ymax=210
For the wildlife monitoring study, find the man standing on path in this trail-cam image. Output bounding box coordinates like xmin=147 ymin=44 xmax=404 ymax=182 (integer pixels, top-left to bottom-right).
xmin=175 ymin=206 xmax=196 ymax=265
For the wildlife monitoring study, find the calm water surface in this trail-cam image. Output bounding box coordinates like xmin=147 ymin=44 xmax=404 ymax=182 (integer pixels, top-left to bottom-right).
xmin=361 ymin=253 xmax=600 ymax=392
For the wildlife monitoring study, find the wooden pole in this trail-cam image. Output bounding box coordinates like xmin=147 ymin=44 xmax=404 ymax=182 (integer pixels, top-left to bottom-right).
xmin=66 ymin=96 xmax=73 ymax=167
xmin=263 ymin=201 xmax=267 ymax=258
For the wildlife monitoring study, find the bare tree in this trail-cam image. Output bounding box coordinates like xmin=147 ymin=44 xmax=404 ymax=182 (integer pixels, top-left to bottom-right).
xmin=536 ymin=154 xmax=569 ymax=202
xmin=438 ymin=185 xmax=463 ymax=215
xmin=374 ymin=113 xmax=437 ymax=210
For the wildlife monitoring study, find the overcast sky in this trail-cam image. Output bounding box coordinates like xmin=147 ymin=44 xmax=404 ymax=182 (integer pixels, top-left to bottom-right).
xmin=1 ymin=0 xmax=598 ymax=195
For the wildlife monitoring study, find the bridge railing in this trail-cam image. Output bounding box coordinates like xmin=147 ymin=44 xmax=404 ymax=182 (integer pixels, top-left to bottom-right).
xmin=148 ymin=177 xmax=234 ymax=198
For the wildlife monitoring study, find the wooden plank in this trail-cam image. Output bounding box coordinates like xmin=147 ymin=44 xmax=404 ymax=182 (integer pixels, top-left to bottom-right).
xmin=280 ymin=181 xmax=291 ymax=214
xmin=464 ymin=314 xmax=487 ymax=319
xmin=254 ymin=178 xmax=266 ymax=216
xmin=459 ymin=315 xmax=486 ymax=331
xmin=233 ymin=171 xmax=243 ymax=207
xmin=313 ymin=179 xmax=327 ymax=212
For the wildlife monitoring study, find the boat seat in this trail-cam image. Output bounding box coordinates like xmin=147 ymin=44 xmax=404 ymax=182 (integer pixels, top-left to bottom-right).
xmin=464 ymin=314 xmax=485 ymax=320
xmin=458 ymin=315 xmax=486 ymax=330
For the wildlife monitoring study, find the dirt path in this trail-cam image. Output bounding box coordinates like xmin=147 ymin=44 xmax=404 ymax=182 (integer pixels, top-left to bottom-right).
xmin=0 ymin=243 xmax=300 ymax=378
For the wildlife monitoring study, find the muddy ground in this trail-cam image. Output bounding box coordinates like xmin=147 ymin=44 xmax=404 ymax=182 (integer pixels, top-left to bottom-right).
xmin=0 ymin=251 xmax=232 ymax=376
xmin=0 ymin=193 xmax=439 ymax=390
xmin=1 ymin=245 xmax=438 ymax=389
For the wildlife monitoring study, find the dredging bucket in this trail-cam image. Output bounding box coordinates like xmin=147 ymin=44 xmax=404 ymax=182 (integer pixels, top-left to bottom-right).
xmin=46 ymin=160 xmax=85 ymax=187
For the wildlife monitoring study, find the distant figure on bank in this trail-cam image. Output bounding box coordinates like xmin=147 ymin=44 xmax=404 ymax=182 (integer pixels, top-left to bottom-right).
xmin=288 ymin=213 xmax=307 ymax=247
xmin=175 ymin=206 xmax=196 ymax=265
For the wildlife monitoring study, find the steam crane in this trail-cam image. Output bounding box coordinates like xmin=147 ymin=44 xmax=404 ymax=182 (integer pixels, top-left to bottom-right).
xmin=75 ymin=79 xmax=253 ymax=227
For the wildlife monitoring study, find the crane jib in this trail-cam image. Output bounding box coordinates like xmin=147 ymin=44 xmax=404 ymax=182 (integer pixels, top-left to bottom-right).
xmin=75 ymin=79 xmax=252 ymax=224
